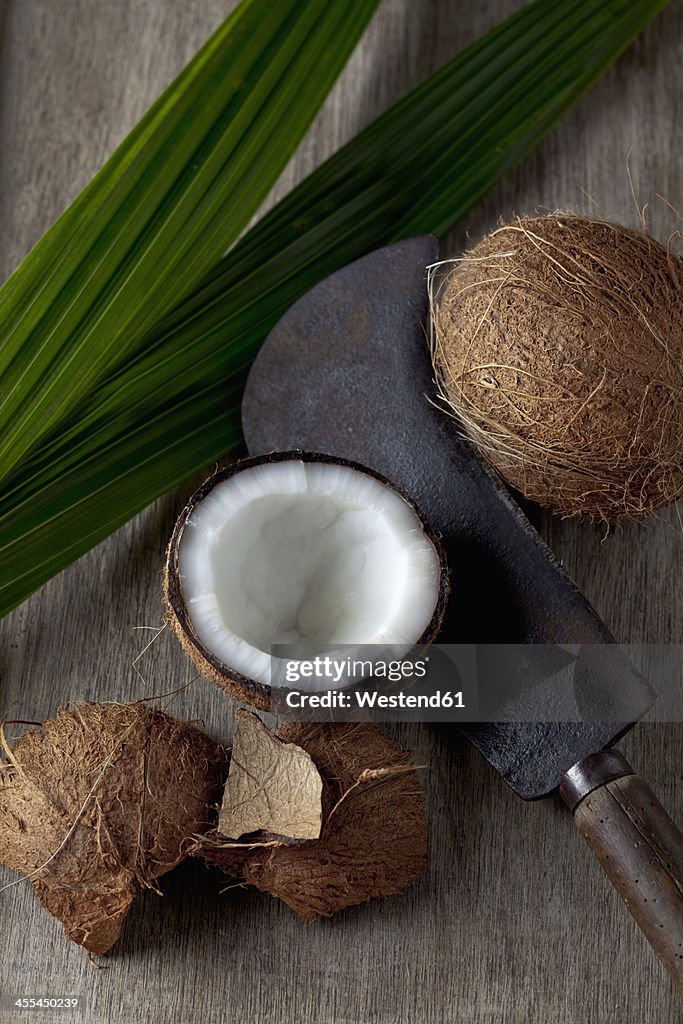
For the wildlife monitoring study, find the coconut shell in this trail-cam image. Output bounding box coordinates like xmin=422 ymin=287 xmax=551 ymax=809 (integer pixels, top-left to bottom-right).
xmin=0 ymin=702 xmax=227 ymax=954
xmin=164 ymin=574 xmax=271 ymax=713
xmin=434 ymin=214 xmax=683 ymax=521
xmin=164 ymin=451 xmax=449 ymax=712
xmin=196 ymin=721 xmax=427 ymax=920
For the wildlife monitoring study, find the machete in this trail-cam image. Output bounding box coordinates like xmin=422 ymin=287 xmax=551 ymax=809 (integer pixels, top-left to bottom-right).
xmin=241 ymin=236 xmax=683 ymax=986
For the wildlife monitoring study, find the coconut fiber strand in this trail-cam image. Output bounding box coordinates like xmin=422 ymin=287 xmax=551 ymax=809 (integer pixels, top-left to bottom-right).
xmin=197 ymin=722 xmax=427 ymax=920
xmin=434 ymin=215 xmax=683 ymax=521
xmin=0 ymin=702 xmax=227 ymax=954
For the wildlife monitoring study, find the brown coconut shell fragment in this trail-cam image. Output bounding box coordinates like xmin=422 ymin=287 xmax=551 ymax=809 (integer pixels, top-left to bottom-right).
xmin=433 ymin=214 xmax=683 ymax=521
xmin=196 ymin=721 xmax=427 ymax=920
xmin=0 ymin=702 xmax=227 ymax=955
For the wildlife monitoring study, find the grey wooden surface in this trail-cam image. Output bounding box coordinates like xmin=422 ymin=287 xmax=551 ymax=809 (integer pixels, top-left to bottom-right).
xmin=1 ymin=1 xmax=682 ymax=1022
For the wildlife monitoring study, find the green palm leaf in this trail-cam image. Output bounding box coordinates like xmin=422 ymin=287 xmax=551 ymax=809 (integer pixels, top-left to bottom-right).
xmin=0 ymin=0 xmax=381 ymax=484
xmin=0 ymin=0 xmax=669 ymax=616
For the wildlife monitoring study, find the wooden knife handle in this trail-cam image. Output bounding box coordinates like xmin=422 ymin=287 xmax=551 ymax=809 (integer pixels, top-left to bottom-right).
xmin=560 ymin=750 xmax=683 ymax=989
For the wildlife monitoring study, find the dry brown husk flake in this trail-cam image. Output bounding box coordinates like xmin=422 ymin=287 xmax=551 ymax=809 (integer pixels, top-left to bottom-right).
xmin=433 ymin=214 xmax=683 ymax=521
xmin=0 ymin=702 xmax=227 ymax=954
xmin=195 ymin=720 xmax=427 ymax=920
xmin=218 ymin=710 xmax=322 ymax=840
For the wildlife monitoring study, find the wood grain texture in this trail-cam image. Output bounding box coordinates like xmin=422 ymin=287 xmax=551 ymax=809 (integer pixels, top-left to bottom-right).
xmin=0 ymin=1 xmax=682 ymax=1022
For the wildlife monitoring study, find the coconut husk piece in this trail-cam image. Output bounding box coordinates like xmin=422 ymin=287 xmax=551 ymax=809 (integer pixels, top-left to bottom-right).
xmin=218 ymin=710 xmax=322 ymax=841
xmin=195 ymin=720 xmax=427 ymax=920
xmin=432 ymin=213 xmax=683 ymax=521
xmin=0 ymin=702 xmax=227 ymax=955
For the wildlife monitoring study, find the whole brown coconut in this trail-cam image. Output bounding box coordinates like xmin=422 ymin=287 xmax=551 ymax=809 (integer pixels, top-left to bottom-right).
xmin=433 ymin=214 xmax=683 ymax=521
xmin=195 ymin=721 xmax=427 ymax=920
xmin=0 ymin=702 xmax=227 ymax=954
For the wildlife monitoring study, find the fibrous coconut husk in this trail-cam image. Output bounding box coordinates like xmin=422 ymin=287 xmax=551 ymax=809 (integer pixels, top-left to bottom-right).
xmin=0 ymin=702 xmax=227 ymax=955
xmin=433 ymin=214 xmax=683 ymax=521
xmin=195 ymin=720 xmax=427 ymax=920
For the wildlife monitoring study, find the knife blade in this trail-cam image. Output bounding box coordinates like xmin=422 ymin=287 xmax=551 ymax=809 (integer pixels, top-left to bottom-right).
xmin=240 ymin=235 xmax=654 ymax=798
xmin=240 ymin=236 xmax=683 ymax=986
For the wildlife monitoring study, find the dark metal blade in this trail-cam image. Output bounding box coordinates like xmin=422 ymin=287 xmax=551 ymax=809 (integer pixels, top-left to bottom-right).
xmin=241 ymin=237 xmax=655 ymax=799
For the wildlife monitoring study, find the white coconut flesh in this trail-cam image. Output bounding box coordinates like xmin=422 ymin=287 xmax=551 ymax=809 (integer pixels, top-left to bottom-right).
xmin=177 ymin=459 xmax=442 ymax=690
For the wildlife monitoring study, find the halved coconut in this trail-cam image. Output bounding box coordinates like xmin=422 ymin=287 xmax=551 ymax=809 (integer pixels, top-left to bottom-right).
xmin=165 ymin=452 xmax=449 ymax=709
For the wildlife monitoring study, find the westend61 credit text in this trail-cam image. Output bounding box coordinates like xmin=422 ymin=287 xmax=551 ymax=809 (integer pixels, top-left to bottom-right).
xmin=284 ymin=689 xmax=465 ymax=709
